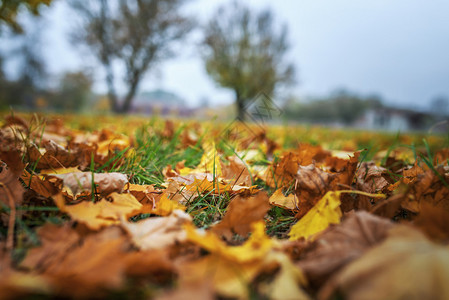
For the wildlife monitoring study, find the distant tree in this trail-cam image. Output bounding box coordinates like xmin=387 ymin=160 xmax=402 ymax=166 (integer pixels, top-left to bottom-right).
xmin=0 ymin=0 xmax=52 ymax=33
xmin=202 ymin=1 xmax=295 ymax=121
xmin=283 ymin=89 xmax=384 ymax=125
xmin=50 ymin=71 xmax=93 ymax=112
xmin=70 ymin=0 xmax=194 ymax=113
xmin=0 ymin=23 xmax=47 ymax=108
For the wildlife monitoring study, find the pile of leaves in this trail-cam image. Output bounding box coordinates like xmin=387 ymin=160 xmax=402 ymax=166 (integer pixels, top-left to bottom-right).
xmin=1 ymin=114 xmax=449 ymax=299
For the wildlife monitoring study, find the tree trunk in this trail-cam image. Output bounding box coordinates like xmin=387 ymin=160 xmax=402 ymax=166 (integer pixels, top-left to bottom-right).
xmin=235 ymin=90 xmax=246 ymax=121
xmin=105 ymin=68 xmax=119 ymax=113
xmin=119 ymin=73 xmax=140 ymax=113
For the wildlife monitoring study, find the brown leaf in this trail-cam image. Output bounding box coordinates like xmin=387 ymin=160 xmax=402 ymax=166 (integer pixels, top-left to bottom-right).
xmin=294 ymin=164 xmax=336 ymax=219
xmin=413 ymin=201 xmax=449 ymax=242
xmin=221 ymin=156 xmax=252 ymax=186
xmin=27 ymin=140 xmax=78 ymax=170
xmin=297 ymin=211 xmax=394 ymax=288
xmin=0 ymin=150 xmax=24 ymax=178
xmin=53 ymin=192 xmax=142 ymax=230
xmin=269 ymin=189 xmax=298 ymax=210
xmin=122 ymin=210 xmax=192 ymax=250
xmin=20 ymin=223 xmax=80 ymax=272
xmin=212 ymin=192 xmax=271 ymax=239
xmin=53 ymin=171 xmax=128 ymax=196
xmin=43 ymin=227 xmax=129 ymax=297
xmin=123 ymin=249 xmax=175 ymax=281
xmin=0 ymin=160 xmax=24 ymax=207
xmin=319 ymin=226 xmax=449 ymax=300
xmin=21 ymin=170 xmax=61 ymax=198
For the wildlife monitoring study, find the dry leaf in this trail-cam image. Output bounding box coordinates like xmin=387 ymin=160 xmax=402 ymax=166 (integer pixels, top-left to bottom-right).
xmin=295 ymin=164 xmax=336 ymax=219
xmin=297 ymin=211 xmax=394 ymax=288
xmin=53 ymin=171 xmax=128 ymax=196
xmin=139 ymin=192 xmax=186 ymax=216
xmin=53 ymin=192 xmax=142 ymax=230
xmin=0 ymin=160 xmax=24 ymax=207
xmin=269 ymin=189 xmax=298 ymax=210
xmin=122 ymin=210 xmax=191 ymax=250
xmin=221 ymin=156 xmax=252 ymax=186
xmin=289 ymin=191 xmax=343 ymax=241
xmin=319 ymin=226 xmax=449 ymax=300
xmin=212 ymin=192 xmax=271 ymax=239
xmin=20 ymin=223 xmax=80 ymax=271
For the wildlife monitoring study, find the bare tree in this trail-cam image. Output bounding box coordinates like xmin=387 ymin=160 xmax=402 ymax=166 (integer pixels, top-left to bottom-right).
xmin=202 ymin=2 xmax=295 ymax=121
xmin=70 ymin=0 xmax=194 ymax=113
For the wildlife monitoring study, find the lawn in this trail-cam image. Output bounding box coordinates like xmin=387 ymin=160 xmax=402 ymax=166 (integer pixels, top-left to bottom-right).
xmin=1 ymin=112 xmax=448 ymax=299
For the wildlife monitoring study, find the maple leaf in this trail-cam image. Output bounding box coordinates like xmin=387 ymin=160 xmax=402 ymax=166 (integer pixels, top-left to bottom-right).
xmin=289 ymin=191 xmax=343 ymax=241
xmin=294 ymin=164 xmax=337 ymax=219
xmin=20 ymin=223 xmax=80 ymax=272
xmin=212 ymin=192 xmax=271 ymax=239
xmin=289 ymin=191 xmax=386 ymax=241
xmin=0 ymin=161 xmax=24 ymax=208
xmin=21 ymin=170 xmax=61 ymax=198
xmin=183 ymin=222 xmax=308 ymax=299
xmin=52 ymin=171 xmax=128 ymax=196
xmin=269 ymin=188 xmax=298 ymax=210
xmin=319 ymin=226 xmax=449 ymax=300
xmin=297 ymin=211 xmax=394 ymax=288
xmin=122 ymin=209 xmax=191 ymax=250
xmin=139 ymin=192 xmax=186 ymax=216
xmin=221 ymin=156 xmax=252 ymax=186
xmin=53 ymin=192 xmax=142 ymax=230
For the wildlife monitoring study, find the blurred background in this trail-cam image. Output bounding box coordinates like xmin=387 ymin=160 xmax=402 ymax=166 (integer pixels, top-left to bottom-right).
xmin=0 ymin=0 xmax=448 ymax=132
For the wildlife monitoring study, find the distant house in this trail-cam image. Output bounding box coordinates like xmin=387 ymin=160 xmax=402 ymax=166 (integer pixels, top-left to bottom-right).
xmin=131 ymin=89 xmax=194 ymax=117
xmin=356 ymin=107 xmax=437 ymax=132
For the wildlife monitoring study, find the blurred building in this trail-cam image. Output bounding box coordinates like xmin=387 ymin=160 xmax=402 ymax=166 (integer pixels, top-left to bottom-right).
xmin=356 ymin=107 xmax=445 ymax=132
xmin=131 ymin=89 xmax=194 ymax=117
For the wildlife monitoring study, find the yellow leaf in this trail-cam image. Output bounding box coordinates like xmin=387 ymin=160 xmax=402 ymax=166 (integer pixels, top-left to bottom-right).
xmin=269 ymin=189 xmax=298 ymax=210
xmin=140 ymin=192 xmax=185 ymax=216
xmin=289 ymin=191 xmax=343 ymax=241
xmin=39 ymin=167 xmax=81 ymax=175
xmin=53 ymin=192 xmax=142 ymax=230
xmin=185 ymin=221 xmax=274 ymax=262
xmin=288 ymin=190 xmax=386 ymax=241
xmin=180 ymin=142 xmax=221 ymax=176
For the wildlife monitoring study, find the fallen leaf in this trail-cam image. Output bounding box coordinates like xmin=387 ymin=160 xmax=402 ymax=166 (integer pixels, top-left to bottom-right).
xmin=53 ymin=192 xmax=142 ymax=230
xmin=140 ymin=192 xmax=186 ymax=216
xmin=297 ymin=211 xmax=394 ymax=288
xmin=221 ymin=156 xmax=252 ymax=186
xmin=21 ymin=170 xmax=60 ymax=198
xmin=289 ymin=191 xmax=343 ymax=241
xmin=295 ymin=164 xmax=336 ymax=219
xmin=413 ymin=201 xmax=449 ymax=242
xmin=43 ymin=227 xmax=129 ymax=297
xmin=0 ymin=160 xmax=24 ymax=207
xmin=52 ymin=171 xmax=128 ymax=196
xmin=212 ymin=192 xmax=271 ymax=239
xmin=269 ymin=188 xmax=298 ymax=210
xmin=122 ymin=210 xmax=191 ymax=250
xmin=319 ymin=225 xmax=449 ymax=300
xmin=260 ymin=252 xmax=310 ymax=300
xmin=20 ymin=223 xmax=80 ymax=272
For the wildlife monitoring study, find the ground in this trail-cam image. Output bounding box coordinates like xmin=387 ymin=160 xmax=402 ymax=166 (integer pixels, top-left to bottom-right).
xmin=0 ymin=112 xmax=448 ymax=299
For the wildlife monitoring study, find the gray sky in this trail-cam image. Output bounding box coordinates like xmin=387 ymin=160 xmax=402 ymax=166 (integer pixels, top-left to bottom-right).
xmin=39 ymin=0 xmax=449 ymax=109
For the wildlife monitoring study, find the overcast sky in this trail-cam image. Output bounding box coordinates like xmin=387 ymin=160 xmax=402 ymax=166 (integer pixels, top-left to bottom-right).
xmin=34 ymin=0 xmax=449 ymax=109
